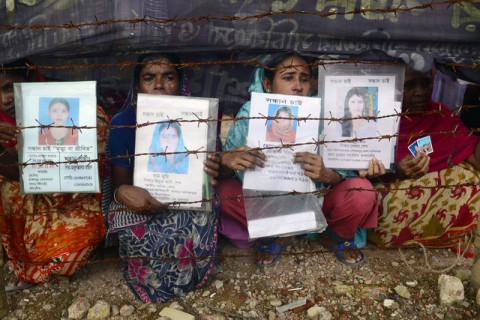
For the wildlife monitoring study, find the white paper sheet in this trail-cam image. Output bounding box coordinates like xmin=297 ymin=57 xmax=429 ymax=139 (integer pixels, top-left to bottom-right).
xmin=15 ymin=81 xmax=99 ymax=193
xmin=134 ymin=94 xmax=217 ymax=210
xmin=247 ymin=211 xmax=317 ymax=239
xmin=320 ymin=74 xmax=399 ymax=170
xmin=243 ymin=92 xmax=321 ymax=192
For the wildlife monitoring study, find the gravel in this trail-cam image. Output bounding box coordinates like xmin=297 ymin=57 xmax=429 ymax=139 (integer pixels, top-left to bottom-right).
xmin=1 ymin=237 xmax=478 ymax=319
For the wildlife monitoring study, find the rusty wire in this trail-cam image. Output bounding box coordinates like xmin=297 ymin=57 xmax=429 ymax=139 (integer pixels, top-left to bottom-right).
xmin=2 ymin=105 xmax=480 ymax=171
xmin=0 ymin=0 xmax=478 ymax=268
xmin=0 ymin=0 xmax=474 ymax=31
xmin=1 ymin=58 xmax=479 ymax=74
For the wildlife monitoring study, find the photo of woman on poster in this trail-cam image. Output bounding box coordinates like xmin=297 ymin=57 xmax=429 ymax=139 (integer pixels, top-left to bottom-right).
xmin=341 ymin=87 xmax=377 ymax=138
xmin=38 ymin=97 xmax=79 ymax=145
xmin=148 ymin=121 xmax=189 ymax=174
xmin=265 ymin=105 xmax=297 ymax=143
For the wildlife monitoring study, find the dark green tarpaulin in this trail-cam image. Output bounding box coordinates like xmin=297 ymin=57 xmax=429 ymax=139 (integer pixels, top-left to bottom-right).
xmin=1 ymin=0 xmax=479 ymax=113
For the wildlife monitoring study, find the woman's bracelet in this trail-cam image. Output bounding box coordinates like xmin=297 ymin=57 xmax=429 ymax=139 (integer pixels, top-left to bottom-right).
xmin=113 ymin=187 xmax=122 ymax=205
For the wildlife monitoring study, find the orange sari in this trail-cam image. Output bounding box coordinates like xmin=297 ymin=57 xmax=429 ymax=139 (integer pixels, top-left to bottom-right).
xmin=0 ymin=107 xmax=108 ymax=283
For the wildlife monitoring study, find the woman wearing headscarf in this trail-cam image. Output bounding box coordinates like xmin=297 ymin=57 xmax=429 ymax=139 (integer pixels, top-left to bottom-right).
xmin=107 ymin=53 xmax=218 ymax=303
xmin=216 ymin=52 xmax=383 ymax=267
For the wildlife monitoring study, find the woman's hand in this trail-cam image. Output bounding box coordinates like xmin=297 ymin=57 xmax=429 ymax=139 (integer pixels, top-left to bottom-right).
xmin=204 ymin=154 xmax=221 ymax=187
xmin=115 ymin=184 xmax=168 ymax=213
xmin=397 ymin=147 xmax=430 ymax=179
xmin=0 ymin=122 xmax=17 ymax=145
xmin=293 ymin=152 xmax=336 ymax=184
xmin=221 ymin=146 xmax=266 ymax=172
xmin=359 ymin=157 xmax=386 ymax=179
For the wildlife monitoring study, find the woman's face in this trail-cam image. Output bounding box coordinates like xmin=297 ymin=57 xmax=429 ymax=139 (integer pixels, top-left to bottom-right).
xmin=348 ymin=94 xmax=365 ymax=118
xmin=49 ymin=102 xmax=69 ymax=125
xmin=0 ymin=73 xmax=25 ymax=118
xmin=138 ymin=59 xmax=180 ymax=96
xmin=264 ymin=56 xmax=311 ymax=96
xmin=276 ymin=111 xmax=292 ymax=131
xmin=402 ymin=67 xmax=433 ymax=112
xmin=160 ymin=127 xmax=180 ymax=154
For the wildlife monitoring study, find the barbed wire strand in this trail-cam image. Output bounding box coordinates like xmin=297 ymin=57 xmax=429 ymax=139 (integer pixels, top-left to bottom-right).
xmin=0 ymin=0 xmax=474 ymax=31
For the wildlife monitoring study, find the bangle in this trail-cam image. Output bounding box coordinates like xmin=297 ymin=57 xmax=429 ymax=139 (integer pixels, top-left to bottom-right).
xmin=113 ymin=187 xmax=122 ymax=205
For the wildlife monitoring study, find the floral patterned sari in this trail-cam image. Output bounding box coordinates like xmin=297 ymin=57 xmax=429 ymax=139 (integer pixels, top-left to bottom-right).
xmin=108 ymin=203 xmax=218 ymax=303
xmin=0 ymin=106 xmax=108 ymax=283
xmin=368 ymin=162 xmax=480 ymax=248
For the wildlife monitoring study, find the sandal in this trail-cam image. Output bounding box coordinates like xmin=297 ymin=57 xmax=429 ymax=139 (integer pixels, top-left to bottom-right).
xmin=322 ymin=240 xmax=365 ymax=267
xmin=255 ymin=239 xmax=285 ymax=268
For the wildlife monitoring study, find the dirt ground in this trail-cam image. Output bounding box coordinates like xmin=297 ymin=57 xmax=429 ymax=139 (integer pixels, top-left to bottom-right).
xmin=1 ymin=237 xmax=478 ymax=320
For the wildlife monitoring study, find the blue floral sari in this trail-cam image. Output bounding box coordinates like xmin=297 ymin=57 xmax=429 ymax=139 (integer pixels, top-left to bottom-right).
xmin=109 ymin=203 xmax=218 ymax=303
xmin=106 ymin=54 xmax=218 ymax=303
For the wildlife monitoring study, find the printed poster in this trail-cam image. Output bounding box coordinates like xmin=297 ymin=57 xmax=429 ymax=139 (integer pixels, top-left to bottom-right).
xmin=15 ymin=81 xmax=99 ymax=193
xmin=318 ymin=64 xmax=404 ymax=170
xmin=134 ymin=94 xmax=218 ymax=211
xmin=243 ymin=92 xmax=321 ymax=192
xmin=242 ymin=92 xmax=327 ymax=238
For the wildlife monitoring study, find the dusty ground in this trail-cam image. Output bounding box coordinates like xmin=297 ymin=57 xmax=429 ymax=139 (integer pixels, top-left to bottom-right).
xmin=1 ymin=237 xmax=478 ymax=320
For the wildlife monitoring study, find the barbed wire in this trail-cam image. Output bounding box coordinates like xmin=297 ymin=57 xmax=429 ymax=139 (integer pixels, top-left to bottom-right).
xmin=0 ymin=0 xmax=477 ymax=299
xmin=0 ymin=176 xmax=477 ymax=217
xmin=2 ymin=105 xmax=480 ymax=169
xmin=0 ymin=0 xmax=473 ymax=31
xmin=1 ymin=58 xmax=479 ymax=73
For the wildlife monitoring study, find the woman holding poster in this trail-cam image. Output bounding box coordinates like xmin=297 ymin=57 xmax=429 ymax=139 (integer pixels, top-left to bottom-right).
xmin=0 ymin=59 xmax=107 ymax=291
xmin=217 ymin=52 xmax=384 ymax=267
xmin=148 ymin=121 xmax=189 ymax=174
xmin=108 ymin=53 xmax=219 ymax=303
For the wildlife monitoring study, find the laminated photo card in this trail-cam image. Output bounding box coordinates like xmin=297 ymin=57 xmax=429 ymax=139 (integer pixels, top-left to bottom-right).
xmin=243 ymin=92 xmax=327 ymax=239
xmin=14 ymin=81 xmax=99 ymax=193
xmin=134 ymin=94 xmax=218 ymax=211
xmin=318 ymin=63 xmax=405 ymax=171
xmin=409 ymin=135 xmax=433 ymax=156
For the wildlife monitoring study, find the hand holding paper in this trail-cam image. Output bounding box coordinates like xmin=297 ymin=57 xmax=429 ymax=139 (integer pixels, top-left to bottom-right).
xmin=221 ymin=146 xmax=266 ymax=172
xmin=115 ymin=185 xmax=168 ymax=213
xmin=204 ymin=154 xmax=221 ymax=187
xmin=358 ymin=157 xmax=386 ymax=178
xmin=293 ymin=152 xmax=330 ymax=183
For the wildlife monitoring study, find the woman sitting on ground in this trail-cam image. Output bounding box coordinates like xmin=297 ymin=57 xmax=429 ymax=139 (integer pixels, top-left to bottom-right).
xmin=0 ymin=59 xmax=107 ymax=290
xmin=216 ymin=52 xmax=383 ymax=267
xmin=368 ymin=65 xmax=480 ymax=249
xmin=108 ymin=53 xmax=220 ymax=303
